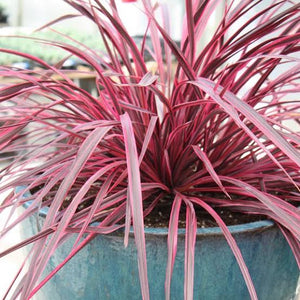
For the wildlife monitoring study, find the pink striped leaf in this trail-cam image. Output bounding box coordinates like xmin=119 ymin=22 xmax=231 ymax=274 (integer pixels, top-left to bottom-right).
xmin=120 ymin=112 xmax=150 ymax=300
xmin=193 ymin=145 xmax=231 ymax=198
xmin=165 ymin=195 xmax=182 ymax=300
xmin=189 ymin=195 xmax=258 ymax=300
xmin=183 ymin=199 xmax=197 ymax=300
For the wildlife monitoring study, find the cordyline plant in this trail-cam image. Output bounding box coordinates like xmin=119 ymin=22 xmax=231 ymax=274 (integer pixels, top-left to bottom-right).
xmin=0 ymin=0 xmax=299 ymax=299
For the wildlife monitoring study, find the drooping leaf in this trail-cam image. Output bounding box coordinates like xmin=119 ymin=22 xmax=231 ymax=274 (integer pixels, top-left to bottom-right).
xmin=120 ymin=112 xmax=150 ymax=300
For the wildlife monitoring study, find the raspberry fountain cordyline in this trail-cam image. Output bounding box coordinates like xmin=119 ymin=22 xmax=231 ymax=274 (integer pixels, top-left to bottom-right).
xmin=0 ymin=0 xmax=299 ymax=299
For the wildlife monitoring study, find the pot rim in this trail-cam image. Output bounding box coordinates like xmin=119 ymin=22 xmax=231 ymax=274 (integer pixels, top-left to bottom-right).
xmin=19 ymin=186 xmax=274 ymax=237
xmin=22 ymin=212 xmax=274 ymax=238
xmin=144 ymin=220 xmax=274 ymax=236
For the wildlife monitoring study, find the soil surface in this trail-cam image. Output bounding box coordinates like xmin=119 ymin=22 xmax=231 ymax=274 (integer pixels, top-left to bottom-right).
xmin=31 ymin=186 xmax=269 ymax=229
xmin=144 ymin=201 xmax=267 ymax=228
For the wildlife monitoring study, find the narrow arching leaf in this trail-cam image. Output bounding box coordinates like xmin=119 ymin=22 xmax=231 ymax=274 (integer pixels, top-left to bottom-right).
xmin=139 ymin=72 xmax=159 ymax=87
xmin=120 ymin=113 xmax=150 ymax=300
xmin=165 ymin=195 xmax=182 ymax=300
xmin=188 ymin=78 xmax=300 ymax=184
xmin=221 ymin=176 xmax=300 ymax=239
xmin=139 ymin=116 xmax=158 ymax=164
xmin=21 ymin=126 xmax=112 ymax=297
xmin=183 ymin=199 xmax=197 ymax=300
xmin=193 ymin=145 xmax=231 ymax=198
xmin=189 ymin=195 xmax=258 ymax=300
xmin=200 ymin=77 xmax=300 ymax=167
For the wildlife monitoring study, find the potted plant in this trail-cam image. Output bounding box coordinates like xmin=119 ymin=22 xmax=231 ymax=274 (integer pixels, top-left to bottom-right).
xmin=0 ymin=0 xmax=299 ymax=299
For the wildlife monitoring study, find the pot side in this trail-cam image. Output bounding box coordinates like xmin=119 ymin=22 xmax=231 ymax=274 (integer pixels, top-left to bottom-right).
xmin=21 ymin=203 xmax=298 ymax=300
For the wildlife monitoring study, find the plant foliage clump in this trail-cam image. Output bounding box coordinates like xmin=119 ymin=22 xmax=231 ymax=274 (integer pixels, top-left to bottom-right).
xmin=0 ymin=0 xmax=299 ymax=299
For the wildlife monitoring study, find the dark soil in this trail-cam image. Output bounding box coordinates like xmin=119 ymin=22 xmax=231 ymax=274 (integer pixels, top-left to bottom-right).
xmin=144 ymin=201 xmax=267 ymax=228
xmin=30 ymin=186 xmax=269 ymax=229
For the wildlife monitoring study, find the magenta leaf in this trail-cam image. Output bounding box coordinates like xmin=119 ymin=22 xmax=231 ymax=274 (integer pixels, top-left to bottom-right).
xmin=193 ymin=145 xmax=231 ymax=198
xmin=183 ymin=199 xmax=197 ymax=300
xmin=165 ymin=195 xmax=182 ymax=300
xmin=189 ymin=195 xmax=259 ymax=300
xmin=120 ymin=112 xmax=150 ymax=300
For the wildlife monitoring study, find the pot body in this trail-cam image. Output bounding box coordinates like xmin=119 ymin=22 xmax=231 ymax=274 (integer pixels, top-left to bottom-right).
xmin=22 ymin=212 xmax=299 ymax=300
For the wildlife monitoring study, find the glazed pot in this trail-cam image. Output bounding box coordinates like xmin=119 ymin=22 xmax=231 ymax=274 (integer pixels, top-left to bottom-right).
xmin=21 ymin=201 xmax=298 ymax=300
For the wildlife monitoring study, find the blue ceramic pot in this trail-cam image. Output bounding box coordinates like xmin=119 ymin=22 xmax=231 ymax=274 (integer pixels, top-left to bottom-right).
xmin=22 ymin=202 xmax=298 ymax=300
